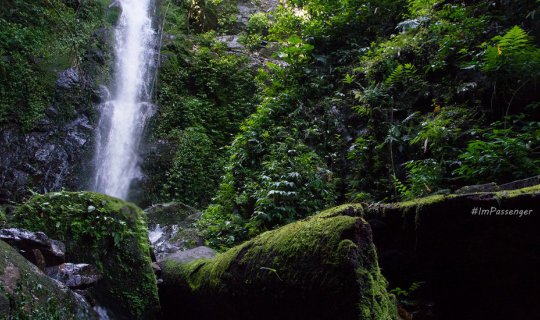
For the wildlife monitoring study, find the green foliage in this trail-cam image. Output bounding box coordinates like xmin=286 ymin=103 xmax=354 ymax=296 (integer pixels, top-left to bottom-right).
xmin=390 ymin=281 xmax=425 ymax=298
xmin=482 ymin=26 xmax=540 ymax=77
xmin=162 ymin=127 xmax=223 ymax=207
xmin=0 ymin=0 xmax=111 ymax=130
xmin=455 ymin=123 xmax=540 ymax=183
xmin=147 ymin=1 xmax=258 ymax=206
xmin=346 ymin=1 xmax=540 ymax=201
xmin=239 ymin=12 xmax=271 ymax=51
xmin=199 ymin=127 xmax=337 ymax=248
xmin=404 ymin=159 xmax=443 ymax=198
xmin=152 ymin=0 xmax=540 ymax=249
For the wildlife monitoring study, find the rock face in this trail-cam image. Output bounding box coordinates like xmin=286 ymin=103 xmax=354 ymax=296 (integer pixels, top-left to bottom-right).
xmin=11 ymin=191 xmax=160 ymax=320
xmin=159 ymin=207 xmax=398 ymax=320
xmin=0 ymin=240 xmax=98 ymax=319
xmin=0 ymin=27 xmax=114 ymax=204
xmin=364 ymin=184 xmax=540 ymax=320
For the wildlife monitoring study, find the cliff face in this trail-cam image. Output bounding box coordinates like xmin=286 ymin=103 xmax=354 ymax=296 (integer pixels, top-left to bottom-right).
xmin=0 ymin=26 xmax=115 ymax=203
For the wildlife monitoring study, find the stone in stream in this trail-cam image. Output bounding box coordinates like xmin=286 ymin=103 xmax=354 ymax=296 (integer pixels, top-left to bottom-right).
xmin=145 ymin=202 xmax=205 ymax=261
xmin=46 ymin=263 xmax=102 ymax=289
xmin=159 ymin=206 xmax=398 ymax=320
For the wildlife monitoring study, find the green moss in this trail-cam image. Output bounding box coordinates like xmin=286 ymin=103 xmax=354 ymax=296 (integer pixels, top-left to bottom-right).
xmin=497 ymin=184 xmax=540 ymax=198
xmin=394 ymin=194 xmax=450 ymax=210
xmin=162 ymin=206 xmax=397 ymax=319
xmin=11 ymin=191 xmax=159 ymax=319
xmin=0 ymin=208 xmax=5 ymax=228
xmin=391 ymin=183 xmax=540 ymax=210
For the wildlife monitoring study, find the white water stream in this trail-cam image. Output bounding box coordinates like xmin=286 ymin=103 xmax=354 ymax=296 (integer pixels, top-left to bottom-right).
xmin=92 ymin=0 xmax=156 ymax=199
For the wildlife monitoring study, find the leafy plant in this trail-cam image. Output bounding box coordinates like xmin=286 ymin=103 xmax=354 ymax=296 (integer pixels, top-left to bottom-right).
xmin=455 ymin=125 xmax=540 ymax=183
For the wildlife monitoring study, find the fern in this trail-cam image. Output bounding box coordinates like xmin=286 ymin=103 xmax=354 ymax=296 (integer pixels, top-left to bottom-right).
xmin=483 ymin=26 xmax=540 ymax=75
xmin=497 ymin=26 xmax=530 ymax=50
xmin=391 ymin=175 xmax=413 ymax=200
xmin=385 ymin=63 xmax=416 ymax=88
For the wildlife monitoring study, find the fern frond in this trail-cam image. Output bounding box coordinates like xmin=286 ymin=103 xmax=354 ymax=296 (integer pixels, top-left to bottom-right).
xmin=385 ymin=63 xmax=416 ymax=88
xmin=498 ymin=26 xmax=530 ymax=51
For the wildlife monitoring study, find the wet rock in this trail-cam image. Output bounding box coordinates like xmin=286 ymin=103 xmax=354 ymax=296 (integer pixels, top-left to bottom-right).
xmin=57 ymin=67 xmax=81 ymax=89
xmin=0 ymin=228 xmax=65 ymax=267
xmin=12 ymin=192 xmax=160 ymax=319
xmin=146 ymin=202 xmax=205 ymax=261
xmin=0 ymin=24 xmax=114 ymax=203
xmin=159 ymin=246 xmax=216 ymax=268
xmin=46 ymin=263 xmax=102 ymax=289
xmin=0 ymin=240 xmax=98 ymax=319
xmin=149 ymin=224 xmax=204 ymax=261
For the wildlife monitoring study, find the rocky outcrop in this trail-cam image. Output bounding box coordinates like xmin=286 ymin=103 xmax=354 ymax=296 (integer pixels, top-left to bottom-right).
xmin=11 ymin=191 xmax=160 ymax=320
xmin=0 ymin=228 xmax=65 ymax=269
xmin=0 ymin=240 xmax=99 ymax=319
xmin=363 ymin=184 xmax=540 ymax=320
xmin=159 ymin=206 xmax=398 ymax=320
xmin=0 ymin=26 xmax=115 ymax=203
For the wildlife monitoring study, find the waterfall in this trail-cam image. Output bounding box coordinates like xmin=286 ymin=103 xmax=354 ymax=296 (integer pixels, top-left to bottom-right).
xmin=92 ymin=0 xmax=157 ymax=199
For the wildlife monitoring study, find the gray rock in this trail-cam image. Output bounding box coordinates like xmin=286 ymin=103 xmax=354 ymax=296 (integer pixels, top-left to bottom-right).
xmin=56 ymin=67 xmax=81 ymax=89
xmin=455 ymin=182 xmax=499 ymax=194
xmin=46 ymin=263 xmax=102 ymax=289
xmin=0 ymin=228 xmax=65 ymax=267
xmin=146 ymin=202 xmax=205 ymax=261
xmin=160 ymin=246 xmax=216 ymax=267
xmin=499 ymin=175 xmax=540 ymax=191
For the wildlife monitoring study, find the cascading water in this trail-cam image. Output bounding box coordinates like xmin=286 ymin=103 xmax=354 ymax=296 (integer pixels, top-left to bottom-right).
xmin=92 ymin=0 xmax=157 ymax=199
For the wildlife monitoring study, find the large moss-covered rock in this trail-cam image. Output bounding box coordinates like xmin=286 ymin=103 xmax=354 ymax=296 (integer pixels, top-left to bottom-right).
xmin=0 ymin=240 xmax=97 ymax=319
xmin=11 ymin=191 xmax=159 ymax=319
xmin=159 ymin=206 xmax=397 ymax=320
xmin=363 ymin=184 xmax=540 ymax=319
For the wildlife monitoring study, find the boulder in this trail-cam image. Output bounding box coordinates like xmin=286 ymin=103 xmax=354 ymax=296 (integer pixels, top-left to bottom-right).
xmin=0 ymin=240 xmax=98 ymax=319
xmin=0 ymin=228 xmax=65 ymax=268
xmin=364 ymin=184 xmax=540 ymax=319
xmin=145 ymin=202 xmax=201 ymax=228
xmin=11 ymin=191 xmax=160 ymax=320
xmin=159 ymin=207 xmax=398 ymax=320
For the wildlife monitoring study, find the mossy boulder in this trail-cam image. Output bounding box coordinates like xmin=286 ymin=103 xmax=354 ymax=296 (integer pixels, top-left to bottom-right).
xmin=363 ymin=184 xmax=540 ymax=319
xmin=11 ymin=191 xmax=159 ymax=319
xmin=145 ymin=202 xmax=201 ymax=228
xmin=159 ymin=206 xmax=397 ymax=320
xmin=0 ymin=240 xmax=97 ymax=319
